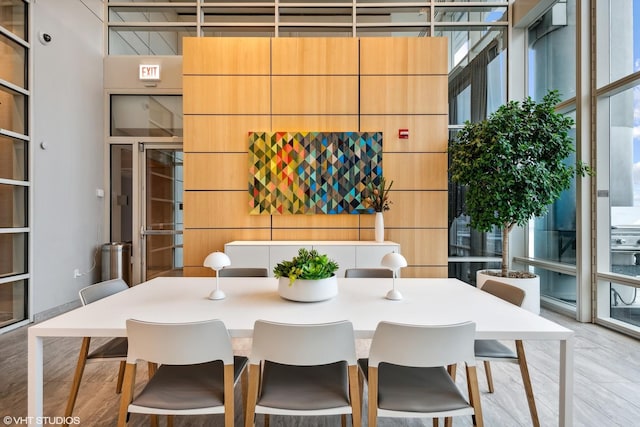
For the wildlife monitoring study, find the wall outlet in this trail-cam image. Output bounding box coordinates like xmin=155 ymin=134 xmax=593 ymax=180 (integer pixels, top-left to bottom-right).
xmin=73 ymin=269 xmax=81 ymax=278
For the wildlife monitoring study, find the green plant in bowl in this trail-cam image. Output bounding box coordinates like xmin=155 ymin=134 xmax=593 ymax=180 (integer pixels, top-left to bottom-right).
xmin=273 ymin=248 xmax=339 ymax=285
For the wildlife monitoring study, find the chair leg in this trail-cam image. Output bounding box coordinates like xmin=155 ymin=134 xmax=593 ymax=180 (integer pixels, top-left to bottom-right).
xmin=348 ymin=365 xmax=361 ymax=427
xmin=516 ymin=340 xmax=540 ymax=427
xmin=241 ymin=365 xmax=249 ymax=414
xmin=447 ymin=363 xmax=457 ymax=379
xmin=64 ymin=337 xmax=91 ymax=426
xmin=483 ymin=361 xmax=495 ymax=393
xmin=444 ymin=364 xmax=457 ymax=427
xmin=264 ymin=415 xmax=270 ymax=427
xmin=117 ymin=363 xmax=137 ymax=427
xmin=341 ymin=414 xmax=347 ymax=427
xmin=245 ymin=364 xmax=260 ymax=427
xmin=358 ymin=367 xmax=364 ymax=419
xmin=224 ymin=364 xmax=235 ymax=427
xmin=148 ymin=362 xmax=157 ymax=378
xmin=116 ymin=360 xmax=126 ymax=393
xmin=465 ymin=364 xmax=484 ymax=427
xmin=167 ymin=415 xmax=174 ymax=427
xmin=433 ymin=418 xmax=439 ymax=427
xmin=368 ymin=368 xmax=378 ymax=427
xmin=146 ymin=362 xmax=160 ymax=427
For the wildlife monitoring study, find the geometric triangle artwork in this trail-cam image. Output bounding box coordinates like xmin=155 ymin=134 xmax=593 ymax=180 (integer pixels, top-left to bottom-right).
xmin=248 ymin=131 xmax=383 ymax=214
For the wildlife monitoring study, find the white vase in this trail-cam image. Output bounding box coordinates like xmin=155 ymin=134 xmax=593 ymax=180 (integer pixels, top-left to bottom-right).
xmin=375 ymin=212 xmax=384 ymax=242
xmin=278 ymin=275 xmax=338 ymax=302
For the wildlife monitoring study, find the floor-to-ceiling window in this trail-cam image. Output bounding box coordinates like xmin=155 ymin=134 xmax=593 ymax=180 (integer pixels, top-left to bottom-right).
xmin=0 ymin=0 xmax=29 ymax=330
xmin=525 ymin=0 xmax=580 ymax=310
xmin=595 ymin=0 xmax=640 ymax=335
xmin=522 ymin=0 xmax=640 ymax=336
xmin=444 ymin=6 xmax=508 ymax=285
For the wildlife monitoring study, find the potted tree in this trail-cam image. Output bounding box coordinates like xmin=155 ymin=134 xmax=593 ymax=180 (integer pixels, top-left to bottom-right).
xmin=449 ymin=90 xmax=591 ymax=313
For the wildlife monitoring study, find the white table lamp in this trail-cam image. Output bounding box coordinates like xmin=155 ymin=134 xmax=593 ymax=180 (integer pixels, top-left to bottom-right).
xmin=203 ymin=251 xmax=231 ymax=300
xmin=381 ymin=252 xmax=407 ymax=300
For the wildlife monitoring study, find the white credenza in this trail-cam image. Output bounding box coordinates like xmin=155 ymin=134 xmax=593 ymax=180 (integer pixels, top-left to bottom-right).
xmin=224 ymin=241 xmax=401 ymax=278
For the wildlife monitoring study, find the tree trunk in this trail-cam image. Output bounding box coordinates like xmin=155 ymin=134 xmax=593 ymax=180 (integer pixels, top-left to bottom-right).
xmin=501 ymin=226 xmax=509 ymax=277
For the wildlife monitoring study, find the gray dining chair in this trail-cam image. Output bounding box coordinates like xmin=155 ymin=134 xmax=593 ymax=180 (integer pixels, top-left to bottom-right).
xmin=344 ymin=268 xmax=393 ymax=278
xmin=359 ymin=320 xmax=482 ymax=427
xmin=64 ymin=279 xmax=129 ymax=426
xmin=118 ymin=318 xmax=248 ymax=427
xmin=475 ymin=279 xmax=539 ymax=427
xmin=219 ymin=267 xmax=269 ymax=277
xmin=245 ymin=320 xmax=361 ymax=427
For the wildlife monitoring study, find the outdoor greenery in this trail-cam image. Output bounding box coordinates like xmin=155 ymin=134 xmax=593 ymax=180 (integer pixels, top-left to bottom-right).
xmin=449 ymin=90 xmax=592 ymax=278
xmin=273 ymin=248 xmax=339 ymax=285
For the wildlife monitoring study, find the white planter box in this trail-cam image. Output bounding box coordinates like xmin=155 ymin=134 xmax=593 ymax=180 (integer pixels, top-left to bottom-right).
xmin=476 ymin=270 xmax=540 ymax=315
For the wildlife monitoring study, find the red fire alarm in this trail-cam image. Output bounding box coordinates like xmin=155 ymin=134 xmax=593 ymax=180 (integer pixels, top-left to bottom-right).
xmin=398 ymin=129 xmax=409 ymax=139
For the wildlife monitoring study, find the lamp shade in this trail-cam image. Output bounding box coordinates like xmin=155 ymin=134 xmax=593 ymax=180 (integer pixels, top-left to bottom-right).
xmin=203 ymin=251 xmax=231 ymax=270
xmin=381 ymin=252 xmax=407 ymax=271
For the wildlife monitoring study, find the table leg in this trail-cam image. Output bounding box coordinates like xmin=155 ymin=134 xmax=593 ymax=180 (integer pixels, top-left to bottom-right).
xmin=28 ymin=331 xmax=44 ymax=426
xmin=559 ymin=336 xmax=574 ymax=427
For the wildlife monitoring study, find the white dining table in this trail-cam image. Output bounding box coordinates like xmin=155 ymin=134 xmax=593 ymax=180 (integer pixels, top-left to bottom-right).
xmin=28 ymin=277 xmax=574 ymax=426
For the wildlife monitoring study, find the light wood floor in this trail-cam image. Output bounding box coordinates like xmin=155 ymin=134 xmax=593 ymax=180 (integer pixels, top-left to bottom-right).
xmin=1 ymin=309 xmax=640 ymax=426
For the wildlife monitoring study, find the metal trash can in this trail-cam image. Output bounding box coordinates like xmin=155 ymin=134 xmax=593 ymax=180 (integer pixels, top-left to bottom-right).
xmin=101 ymin=242 xmax=132 ymax=285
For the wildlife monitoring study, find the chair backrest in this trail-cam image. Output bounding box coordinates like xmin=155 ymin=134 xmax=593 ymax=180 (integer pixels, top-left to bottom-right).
xmin=250 ymin=320 xmax=356 ymax=366
xmin=219 ymin=267 xmax=269 ymax=277
xmin=126 ymin=318 xmax=234 ymax=365
xmin=344 ymin=268 xmax=393 ymax=278
xmin=368 ymin=321 xmax=476 ymax=368
xmin=79 ymin=278 xmax=129 ymax=306
xmin=481 ymin=280 xmax=525 ymax=307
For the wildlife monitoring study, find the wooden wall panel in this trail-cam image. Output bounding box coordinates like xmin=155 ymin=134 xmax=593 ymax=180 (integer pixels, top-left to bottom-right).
xmin=272 ymin=115 xmax=358 ymax=131
xmin=184 ymin=228 xmax=271 ymax=267
xmin=183 ymin=37 xmax=271 ymax=75
xmin=184 ymin=37 xmax=449 ymax=278
xmin=184 ymin=191 xmax=271 ymax=228
xmin=184 ymin=115 xmax=271 ymax=153
xmin=272 ymin=228 xmax=360 ymax=241
xmin=360 ymin=76 xmax=448 ymax=115
xmin=184 ymin=76 xmax=271 ymax=114
xmin=387 ymin=228 xmax=449 ymax=266
xmin=359 ymin=192 xmax=448 ymax=228
xmin=384 ymin=153 xmax=448 ymax=190
xmin=184 ymin=266 xmax=215 ymax=277
xmin=272 ymin=76 xmax=358 ymax=115
xmin=184 ymin=153 xmax=247 ymax=190
xmin=272 ymin=38 xmax=358 ymax=75
xmin=272 ymin=214 xmax=359 ymax=229
xmin=360 ymin=115 xmax=448 ymax=153
xmin=402 ymin=267 xmax=449 ymax=278
xmin=359 ymin=38 xmax=448 ymax=75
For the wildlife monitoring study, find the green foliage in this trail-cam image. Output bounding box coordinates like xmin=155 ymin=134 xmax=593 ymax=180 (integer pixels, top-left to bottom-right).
xmin=273 ymin=248 xmax=339 ymax=285
xmin=449 ymin=90 xmax=592 ymax=274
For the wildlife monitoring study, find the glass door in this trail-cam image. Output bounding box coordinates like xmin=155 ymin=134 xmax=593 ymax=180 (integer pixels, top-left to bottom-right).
xmin=141 ymin=145 xmax=183 ymax=281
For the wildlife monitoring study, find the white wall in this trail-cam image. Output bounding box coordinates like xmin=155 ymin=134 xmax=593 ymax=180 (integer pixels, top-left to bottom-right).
xmin=32 ymin=0 xmax=105 ymax=315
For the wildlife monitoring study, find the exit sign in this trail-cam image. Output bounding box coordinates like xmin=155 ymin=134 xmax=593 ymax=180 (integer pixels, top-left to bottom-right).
xmin=139 ymin=64 xmax=160 ymax=81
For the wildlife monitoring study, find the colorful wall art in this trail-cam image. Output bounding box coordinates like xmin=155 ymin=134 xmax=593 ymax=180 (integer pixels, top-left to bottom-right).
xmin=249 ymin=131 xmax=383 ymax=214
